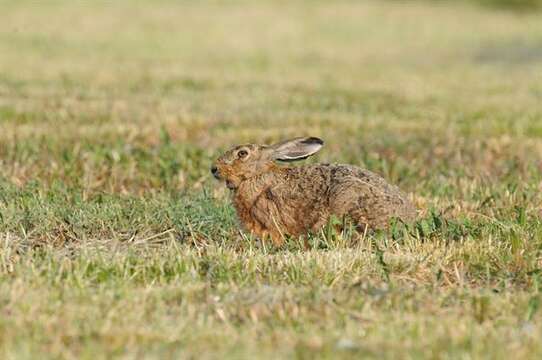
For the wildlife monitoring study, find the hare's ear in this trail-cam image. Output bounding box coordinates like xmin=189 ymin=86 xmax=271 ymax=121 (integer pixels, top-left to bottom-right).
xmin=269 ymin=137 xmax=324 ymax=162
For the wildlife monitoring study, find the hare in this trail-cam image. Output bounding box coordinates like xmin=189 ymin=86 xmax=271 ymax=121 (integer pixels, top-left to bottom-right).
xmin=211 ymin=137 xmax=416 ymax=246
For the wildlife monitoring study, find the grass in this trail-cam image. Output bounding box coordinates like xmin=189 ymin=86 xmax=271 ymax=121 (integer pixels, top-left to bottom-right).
xmin=1 ymin=0 xmax=542 ymax=358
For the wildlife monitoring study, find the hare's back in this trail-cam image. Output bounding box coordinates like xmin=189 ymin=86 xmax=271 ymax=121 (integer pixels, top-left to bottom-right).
xmin=329 ymin=164 xmax=391 ymax=187
xmin=328 ymin=164 xmax=416 ymax=224
xmin=287 ymin=163 xmax=395 ymax=192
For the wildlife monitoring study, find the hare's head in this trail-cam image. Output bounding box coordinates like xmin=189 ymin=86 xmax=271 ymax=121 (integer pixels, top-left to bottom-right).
xmin=211 ymin=137 xmax=324 ymax=189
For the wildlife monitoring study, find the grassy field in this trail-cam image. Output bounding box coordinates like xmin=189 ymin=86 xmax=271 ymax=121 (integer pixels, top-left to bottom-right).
xmin=1 ymin=0 xmax=542 ymax=358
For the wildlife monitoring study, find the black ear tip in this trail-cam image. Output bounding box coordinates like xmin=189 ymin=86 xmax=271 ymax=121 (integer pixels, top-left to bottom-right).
xmin=302 ymin=137 xmax=324 ymax=145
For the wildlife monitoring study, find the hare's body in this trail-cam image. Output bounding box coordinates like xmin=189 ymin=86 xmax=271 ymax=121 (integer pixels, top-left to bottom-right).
xmin=232 ymin=164 xmax=415 ymax=244
xmin=212 ymin=137 xmax=416 ymax=246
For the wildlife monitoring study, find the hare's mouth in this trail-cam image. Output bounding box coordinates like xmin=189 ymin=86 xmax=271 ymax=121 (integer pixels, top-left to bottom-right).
xmin=226 ymin=180 xmax=237 ymax=190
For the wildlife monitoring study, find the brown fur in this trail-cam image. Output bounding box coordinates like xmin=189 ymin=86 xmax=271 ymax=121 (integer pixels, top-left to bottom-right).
xmin=212 ymin=137 xmax=416 ymax=246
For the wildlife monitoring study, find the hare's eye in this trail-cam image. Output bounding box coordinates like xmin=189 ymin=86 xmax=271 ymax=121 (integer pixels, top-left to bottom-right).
xmin=237 ymin=150 xmax=248 ymax=158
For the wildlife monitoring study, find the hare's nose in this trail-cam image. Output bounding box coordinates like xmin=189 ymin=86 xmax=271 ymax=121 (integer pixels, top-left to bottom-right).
xmin=211 ymin=166 xmax=220 ymax=179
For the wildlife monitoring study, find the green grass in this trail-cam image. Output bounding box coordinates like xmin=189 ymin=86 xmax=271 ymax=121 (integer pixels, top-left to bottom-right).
xmin=1 ymin=0 xmax=542 ymax=358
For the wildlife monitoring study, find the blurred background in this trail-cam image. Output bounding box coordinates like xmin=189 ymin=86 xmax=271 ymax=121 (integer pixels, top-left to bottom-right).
xmin=2 ymin=2 xmax=542 ymax=358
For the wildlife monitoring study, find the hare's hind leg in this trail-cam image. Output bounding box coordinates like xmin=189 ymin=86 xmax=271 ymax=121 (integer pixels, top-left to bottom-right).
xmin=329 ymin=184 xmax=390 ymax=231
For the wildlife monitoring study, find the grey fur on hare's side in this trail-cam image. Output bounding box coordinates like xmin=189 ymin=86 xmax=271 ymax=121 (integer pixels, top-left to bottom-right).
xmin=211 ymin=137 xmax=416 ymax=246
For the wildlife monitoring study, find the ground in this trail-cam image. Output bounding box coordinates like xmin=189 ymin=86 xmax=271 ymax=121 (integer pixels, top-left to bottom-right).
xmin=1 ymin=1 xmax=542 ymax=359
